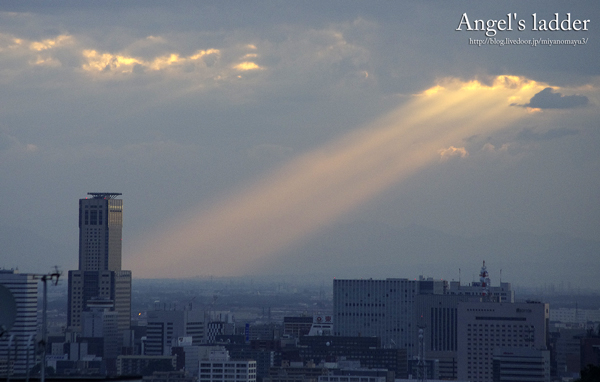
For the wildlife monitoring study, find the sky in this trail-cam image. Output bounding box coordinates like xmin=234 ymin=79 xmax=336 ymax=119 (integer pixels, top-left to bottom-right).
xmin=0 ymin=1 xmax=598 ymax=288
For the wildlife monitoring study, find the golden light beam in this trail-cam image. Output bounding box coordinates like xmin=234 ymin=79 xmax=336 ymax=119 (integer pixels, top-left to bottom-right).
xmin=126 ymin=76 xmax=547 ymax=278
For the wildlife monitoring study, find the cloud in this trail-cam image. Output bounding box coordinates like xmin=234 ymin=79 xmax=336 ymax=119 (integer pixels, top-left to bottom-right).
xmin=233 ymin=61 xmax=262 ymax=71
xmin=438 ymin=146 xmax=468 ymax=161
xmin=516 ymin=127 xmax=579 ymax=142
xmin=515 ymin=87 xmax=589 ymax=109
xmin=481 ymin=142 xmax=509 ymax=153
xmin=81 ymin=48 xmax=221 ymax=74
xmin=29 ymin=34 xmax=73 ymax=51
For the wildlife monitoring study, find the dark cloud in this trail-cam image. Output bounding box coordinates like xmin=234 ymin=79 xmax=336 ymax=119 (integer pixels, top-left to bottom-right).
xmin=516 ymin=127 xmax=579 ymax=142
xmin=516 ymin=87 xmax=589 ymax=109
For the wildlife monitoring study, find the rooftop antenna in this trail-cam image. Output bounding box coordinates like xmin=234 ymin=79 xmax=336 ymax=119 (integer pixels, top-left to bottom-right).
xmin=35 ymin=267 xmax=62 ymax=382
xmin=479 ymin=261 xmax=490 ymax=301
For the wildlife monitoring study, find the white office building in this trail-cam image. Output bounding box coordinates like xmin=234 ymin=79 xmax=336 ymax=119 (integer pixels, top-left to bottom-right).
xmin=492 ymin=347 xmax=550 ymax=382
xmin=457 ymin=301 xmax=549 ymax=382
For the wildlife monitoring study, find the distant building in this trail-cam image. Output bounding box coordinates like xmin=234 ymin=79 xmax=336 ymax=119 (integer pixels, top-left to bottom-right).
xmin=0 ymin=269 xmax=38 ymax=376
xmin=81 ymin=302 xmax=121 ymax=359
xmin=447 ymin=281 xmax=514 ymax=303
xmin=171 ymin=338 xmax=201 ymax=376
xmin=143 ymin=371 xmax=197 ymax=382
xmin=199 ymin=349 xmax=257 ymax=382
xmin=550 ymin=327 xmax=586 ymax=379
xmin=447 ymin=262 xmax=514 ymax=303
xmin=68 ymin=193 xmax=132 ymax=337
xmin=284 ymin=317 xmax=313 ymax=338
xmin=247 ymin=322 xmax=282 ymax=341
xmin=318 ymin=365 xmax=390 ymax=382
xmin=144 ymin=370 xmax=197 ymax=381
xmin=413 ymin=293 xmax=479 ymax=380
xmin=550 ymin=307 xmax=600 ymax=324
xmin=68 ymin=269 xmax=132 ymax=335
xmin=492 ymin=347 xmax=550 ymax=382
xmin=580 ymin=337 xmax=600 ymax=370
xmin=264 ymin=361 xmax=328 ymax=382
xmin=333 ymin=277 xmax=445 ymax=355
xmin=456 ymin=301 xmax=549 ymax=382
xmin=207 ymin=321 xmax=235 ymax=344
xmin=297 ymin=336 xmax=407 ymax=378
xmin=145 ymin=310 xmax=205 ymax=356
xmin=308 ymin=315 xmax=334 ymax=336
xmin=117 ymin=355 xmax=177 ymax=376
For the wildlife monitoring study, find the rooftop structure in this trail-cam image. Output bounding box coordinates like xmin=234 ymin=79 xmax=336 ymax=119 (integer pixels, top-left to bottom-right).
xmin=87 ymin=192 xmax=122 ymax=199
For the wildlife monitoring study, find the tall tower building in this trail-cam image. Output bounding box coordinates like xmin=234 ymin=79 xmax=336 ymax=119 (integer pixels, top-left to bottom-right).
xmin=68 ymin=193 xmax=131 ymax=338
xmin=78 ymin=193 xmax=123 ymax=272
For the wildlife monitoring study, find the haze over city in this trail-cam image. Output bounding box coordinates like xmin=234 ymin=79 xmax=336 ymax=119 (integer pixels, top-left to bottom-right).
xmin=0 ymin=1 xmax=598 ymax=288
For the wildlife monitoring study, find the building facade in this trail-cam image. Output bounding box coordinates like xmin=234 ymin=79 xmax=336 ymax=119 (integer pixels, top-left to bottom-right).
xmin=199 ymin=350 xmax=257 ymax=382
xmin=68 ymin=193 xmax=131 ymax=339
xmin=0 ymin=270 xmax=38 ymax=377
xmin=144 ymin=310 xmax=205 ymax=356
xmin=78 ymin=193 xmax=123 ymax=272
xmin=457 ymin=301 xmax=549 ymax=382
xmin=81 ymin=304 xmax=121 ymax=359
xmin=492 ymin=347 xmax=550 ymax=382
xmin=68 ymin=269 xmax=131 ymax=334
xmin=333 ymin=278 xmax=445 ymax=355
xmin=413 ymin=293 xmax=479 ymax=380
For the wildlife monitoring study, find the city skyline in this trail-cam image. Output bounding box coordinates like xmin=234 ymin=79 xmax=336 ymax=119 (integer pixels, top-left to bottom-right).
xmin=0 ymin=2 xmax=598 ymax=288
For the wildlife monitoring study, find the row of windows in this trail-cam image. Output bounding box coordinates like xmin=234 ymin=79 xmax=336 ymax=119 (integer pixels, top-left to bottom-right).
xmin=199 ymin=376 xmax=252 ymax=380
xmin=200 ymin=363 xmax=255 ymax=368
xmin=200 ymin=369 xmax=251 ymax=373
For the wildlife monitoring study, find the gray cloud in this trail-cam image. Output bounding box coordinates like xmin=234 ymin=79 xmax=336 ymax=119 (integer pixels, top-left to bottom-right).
xmin=516 ymin=87 xmax=589 ymax=109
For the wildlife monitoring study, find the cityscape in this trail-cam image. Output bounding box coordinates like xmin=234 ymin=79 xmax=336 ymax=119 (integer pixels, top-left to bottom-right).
xmin=1 ymin=2 xmax=599 ymax=382
xmin=1 ymin=193 xmax=599 ymax=382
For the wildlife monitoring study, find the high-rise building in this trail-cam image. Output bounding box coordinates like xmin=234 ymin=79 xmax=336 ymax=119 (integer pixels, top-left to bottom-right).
xmin=456 ymin=301 xmax=549 ymax=382
xmin=78 ymin=193 xmax=123 ymax=271
xmin=333 ymin=277 xmax=445 ymax=355
xmin=413 ymin=293 xmax=478 ymax=380
xmin=0 ymin=269 xmax=38 ymax=376
xmin=68 ymin=193 xmax=131 ymax=338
